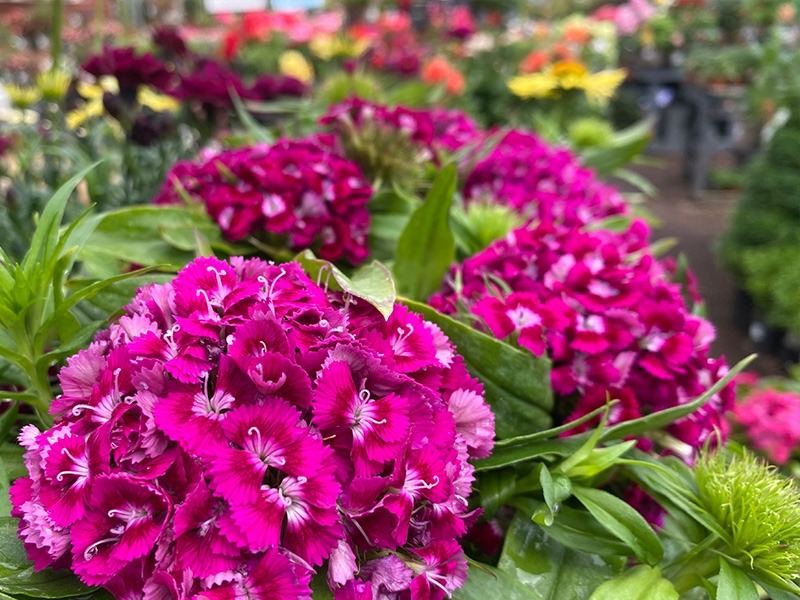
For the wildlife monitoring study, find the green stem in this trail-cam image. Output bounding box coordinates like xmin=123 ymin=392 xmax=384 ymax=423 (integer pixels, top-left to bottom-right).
xmin=667 ymin=552 xmax=719 ymax=594
xmin=93 ymin=0 xmax=104 ymax=54
xmin=51 ymin=0 xmax=64 ymax=67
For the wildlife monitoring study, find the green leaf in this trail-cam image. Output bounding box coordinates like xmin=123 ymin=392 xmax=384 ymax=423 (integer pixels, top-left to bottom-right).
xmin=0 ymin=444 xmax=26 ymax=481
xmin=625 ymin=453 xmax=727 ymax=540
xmin=231 ymin=89 xmax=275 ymax=145
xmin=0 ymin=518 xmax=32 ymax=573
xmin=0 ymin=459 xmax=12 ymax=518
xmin=0 ymin=564 xmax=94 ymax=598
xmin=564 ymin=441 xmax=637 ymax=481
xmin=496 ymin=401 xmax=618 ymax=447
xmin=717 ymin=560 xmax=759 ymax=600
xmin=476 ymin=436 xmax=587 ymax=472
xmin=536 ymin=464 xmax=572 ymax=526
xmin=400 ymin=299 xmax=553 ymax=438
xmin=37 ymin=320 xmax=107 ymax=367
xmin=584 ymin=215 xmax=633 ymax=234
xmin=521 ymin=502 xmax=634 ymax=556
xmin=79 ymin=206 xmax=218 ymax=274
xmin=479 ymin=468 xmax=519 ymax=518
xmin=454 ymin=562 xmax=545 ymax=600
xmin=294 ymin=251 xmax=396 ymax=320
xmin=22 ymin=163 xmax=100 ymax=278
xmin=580 ymin=119 xmax=652 ymax=176
xmin=613 ymin=168 xmax=657 ymax=197
xmin=571 ymin=486 xmax=663 ymax=566
xmin=498 ymin=513 xmax=623 ymax=600
xmin=599 ymin=354 xmax=755 ymax=443
xmin=393 ymin=165 xmax=456 ymax=301
xmin=755 ymin=578 xmax=800 ymax=600
xmin=0 ymin=405 xmax=18 ymax=454
xmin=554 ymin=406 xmax=612 ymax=477
xmin=588 ymin=565 xmax=679 ymax=600
xmin=310 ymin=570 xmax=334 ymax=599
xmin=67 ymin=274 xmax=175 ymax=315
xmin=48 ymin=266 xmax=161 ymax=324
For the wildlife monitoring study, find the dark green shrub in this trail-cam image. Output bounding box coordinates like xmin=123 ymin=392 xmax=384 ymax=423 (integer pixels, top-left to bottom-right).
xmin=719 ymin=118 xmax=800 ymax=335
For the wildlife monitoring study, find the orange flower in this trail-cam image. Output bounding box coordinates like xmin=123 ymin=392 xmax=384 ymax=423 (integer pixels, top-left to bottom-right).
xmin=778 ymin=2 xmax=796 ymax=23
xmin=563 ymin=24 xmax=592 ymax=45
xmin=422 ymin=57 xmax=466 ymax=95
xmin=520 ymin=50 xmax=550 ymax=74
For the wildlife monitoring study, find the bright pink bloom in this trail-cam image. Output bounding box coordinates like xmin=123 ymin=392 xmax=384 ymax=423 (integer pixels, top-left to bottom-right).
xmin=152 ymin=140 xmax=373 ymax=265
xmin=13 ymin=256 xmax=492 ymax=599
xmin=733 ymin=388 xmax=800 ymax=464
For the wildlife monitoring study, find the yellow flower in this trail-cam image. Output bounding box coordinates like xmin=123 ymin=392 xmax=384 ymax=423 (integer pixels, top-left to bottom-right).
xmin=312 ymin=35 xmax=370 ymax=60
xmin=77 ymin=76 xmax=119 ymax=100
xmin=67 ymin=77 xmax=118 ymax=129
xmin=581 ymin=69 xmax=628 ymax=106
xmin=279 ymin=50 xmax=314 ymax=85
xmin=5 ymin=84 xmax=40 ymax=109
xmin=36 ymin=69 xmax=72 ymax=103
xmin=551 ymin=60 xmax=590 ymax=90
xmin=309 ymin=35 xmax=337 ymax=61
xmin=138 ymin=87 xmax=181 ymax=113
xmin=508 ymin=72 xmax=559 ymax=99
xmin=66 ymin=102 xmax=104 ymax=130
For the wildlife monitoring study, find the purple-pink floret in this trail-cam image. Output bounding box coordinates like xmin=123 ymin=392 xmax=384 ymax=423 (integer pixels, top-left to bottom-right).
xmin=152 ymin=139 xmax=373 ymax=265
xmin=11 ymin=255 xmax=493 ymax=599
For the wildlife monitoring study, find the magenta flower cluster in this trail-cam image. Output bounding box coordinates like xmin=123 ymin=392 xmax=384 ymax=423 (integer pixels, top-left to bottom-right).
xmin=152 ymin=140 xmax=373 ymax=264
xmin=731 ymin=377 xmax=800 ymax=464
xmin=11 ymin=256 xmax=493 ymax=599
xmin=432 ymin=132 xmax=733 ymax=453
xmin=463 ymin=130 xmax=631 ymax=227
xmin=319 ymin=98 xmax=481 ymax=155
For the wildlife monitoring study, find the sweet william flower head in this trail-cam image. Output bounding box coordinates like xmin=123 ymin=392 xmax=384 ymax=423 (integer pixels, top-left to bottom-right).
xmin=12 ymin=256 xmax=493 ymax=599
xmin=696 ymin=448 xmax=800 ymax=589
xmin=152 ymin=139 xmax=373 ymax=265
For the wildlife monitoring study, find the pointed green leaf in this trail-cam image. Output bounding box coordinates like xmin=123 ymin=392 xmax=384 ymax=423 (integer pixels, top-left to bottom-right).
xmin=537 ymin=465 xmax=572 ymax=526
xmin=516 ymin=501 xmax=633 ymax=556
xmin=584 ymin=215 xmax=634 ymax=233
xmin=295 ymin=251 xmax=396 ymax=320
xmin=0 ymin=391 xmax=37 ymax=405
xmin=0 ymin=346 xmax=32 ymax=374
xmin=0 ymin=564 xmax=95 ymax=598
xmin=479 ymin=468 xmax=519 ymax=518
xmin=79 ymin=206 xmax=218 ymax=274
xmin=565 ymin=440 xmax=637 ymax=480
xmin=718 ymin=560 xmax=759 ymax=600
xmin=401 ymin=299 xmax=552 ymax=438
xmin=22 ymin=163 xmax=100 ymax=277
xmin=599 ymin=355 xmax=755 ymax=443
xmin=230 ymin=89 xmax=275 ymax=145
xmin=193 ymin=229 xmax=215 ymax=258
xmin=393 ymin=165 xmax=456 ymax=301
xmin=0 ymin=458 xmax=12 ymax=518
xmin=475 ymin=436 xmax=588 ymax=471
xmin=572 ymin=486 xmax=663 ymax=566
xmin=498 ymin=513 xmax=624 ymax=600
xmin=37 ymin=267 xmax=162 ymax=340
xmin=496 ymin=401 xmax=618 ymax=447
xmin=38 ymin=320 xmax=107 ymax=367
xmin=454 ymin=562 xmax=545 ymax=600
xmin=589 ymin=565 xmax=679 ymax=600
xmin=66 ymin=274 xmax=175 ymax=316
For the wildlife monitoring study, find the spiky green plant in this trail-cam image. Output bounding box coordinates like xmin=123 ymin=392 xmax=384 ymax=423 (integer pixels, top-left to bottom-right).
xmin=695 ymin=449 xmax=800 ymax=589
